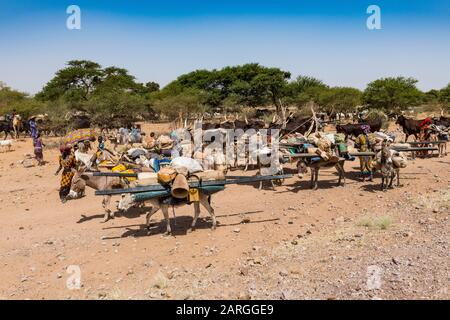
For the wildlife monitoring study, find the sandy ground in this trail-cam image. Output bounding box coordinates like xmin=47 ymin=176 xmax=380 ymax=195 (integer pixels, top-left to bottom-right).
xmin=0 ymin=124 xmax=449 ymax=300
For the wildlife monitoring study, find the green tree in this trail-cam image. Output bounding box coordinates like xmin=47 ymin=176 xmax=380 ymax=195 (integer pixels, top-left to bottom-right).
xmin=37 ymin=60 xmax=103 ymax=103
xmin=439 ymin=83 xmax=450 ymax=109
xmin=153 ymin=88 xmax=207 ymax=121
xmin=363 ymin=77 xmax=424 ymax=112
xmin=284 ymin=76 xmax=329 ymax=108
xmin=0 ymin=83 xmax=27 ymax=110
xmin=319 ymin=87 xmax=362 ymax=114
xmin=162 ymin=64 xmax=291 ymax=112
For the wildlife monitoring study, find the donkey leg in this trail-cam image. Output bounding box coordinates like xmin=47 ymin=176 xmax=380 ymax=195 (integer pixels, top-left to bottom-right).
xmin=101 ymin=196 xmax=112 ymax=222
xmin=161 ymin=205 xmax=172 ymax=235
xmin=145 ymin=206 xmax=160 ymax=230
xmin=313 ymin=169 xmax=319 ymax=190
xmin=188 ymin=202 xmax=201 ymax=233
xmin=201 ymin=195 xmax=216 ymax=230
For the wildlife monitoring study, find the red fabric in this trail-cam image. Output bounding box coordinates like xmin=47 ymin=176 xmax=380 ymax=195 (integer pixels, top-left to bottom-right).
xmin=420 ymin=117 xmax=432 ymax=128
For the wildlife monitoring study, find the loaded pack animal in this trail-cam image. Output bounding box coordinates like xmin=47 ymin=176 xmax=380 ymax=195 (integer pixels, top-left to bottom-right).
xmin=117 ymin=191 xmax=217 ymax=236
xmin=336 ymin=118 xmax=382 ymax=138
xmin=70 ymin=170 xmax=128 ymax=222
xmin=378 ymin=142 xmax=399 ymax=191
xmin=296 ymin=157 xmax=346 ymax=190
xmin=395 ymin=115 xmax=432 ymax=142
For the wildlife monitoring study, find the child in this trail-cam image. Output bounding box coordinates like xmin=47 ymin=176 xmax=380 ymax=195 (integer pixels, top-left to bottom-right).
xmin=33 ymin=133 xmax=45 ymax=166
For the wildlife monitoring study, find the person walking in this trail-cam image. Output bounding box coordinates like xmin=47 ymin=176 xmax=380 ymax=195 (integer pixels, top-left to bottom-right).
xmin=55 ymin=144 xmax=76 ymax=203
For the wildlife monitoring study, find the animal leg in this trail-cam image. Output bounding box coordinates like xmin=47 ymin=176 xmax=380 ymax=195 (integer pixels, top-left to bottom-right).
xmin=101 ymin=196 xmax=113 ymax=222
xmin=145 ymin=206 xmax=160 ymax=230
xmin=201 ymin=195 xmax=216 ymax=230
xmin=388 ymin=172 xmax=395 ymax=188
xmin=161 ymin=205 xmax=172 ymax=235
xmin=188 ymin=202 xmax=201 ymax=233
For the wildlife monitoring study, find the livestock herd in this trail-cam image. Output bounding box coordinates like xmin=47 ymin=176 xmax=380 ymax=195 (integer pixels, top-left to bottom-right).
xmin=1 ymin=111 xmax=449 ymax=236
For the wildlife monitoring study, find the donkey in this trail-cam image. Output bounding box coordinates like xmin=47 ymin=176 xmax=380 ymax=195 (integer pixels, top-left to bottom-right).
xmin=117 ymin=192 xmax=217 ymax=236
xmin=70 ymin=170 xmax=127 ymax=222
xmin=379 ymin=142 xmax=397 ymax=191
xmin=297 ymin=158 xmax=346 ymax=190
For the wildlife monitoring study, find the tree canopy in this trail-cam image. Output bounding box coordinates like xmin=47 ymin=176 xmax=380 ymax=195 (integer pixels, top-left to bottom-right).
xmin=363 ymin=77 xmax=424 ymax=112
xmin=439 ymin=83 xmax=450 ymax=109
xmin=1 ymin=61 xmax=449 ymax=127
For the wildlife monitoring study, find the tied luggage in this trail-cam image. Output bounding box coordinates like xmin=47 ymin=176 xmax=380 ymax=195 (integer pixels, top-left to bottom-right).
xmin=157 ymin=167 xmax=177 ymax=184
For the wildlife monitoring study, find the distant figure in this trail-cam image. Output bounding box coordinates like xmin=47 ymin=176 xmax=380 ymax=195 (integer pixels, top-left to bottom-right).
xmin=355 ymin=125 xmax=374 ymax=181
xmin=33 ymin=133 xmax=44 ymax=166
xmin=29 ymin=116 xmax=38 ymax=140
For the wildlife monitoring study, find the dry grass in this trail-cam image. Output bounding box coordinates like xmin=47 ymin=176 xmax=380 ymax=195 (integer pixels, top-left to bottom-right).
xmin=358 ymin=216 xmax=393 ymax=230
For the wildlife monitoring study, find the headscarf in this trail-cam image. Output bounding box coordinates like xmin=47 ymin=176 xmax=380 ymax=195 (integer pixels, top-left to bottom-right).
xmin=60 ymin=143 xmax=72 ymax=156
xmin=361 ymin=125 xmax=371 ymax=135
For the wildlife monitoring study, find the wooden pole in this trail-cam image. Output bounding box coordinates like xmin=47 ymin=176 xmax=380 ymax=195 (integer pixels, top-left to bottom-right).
xmin=95 ymin=174 xmax=294 ymax=196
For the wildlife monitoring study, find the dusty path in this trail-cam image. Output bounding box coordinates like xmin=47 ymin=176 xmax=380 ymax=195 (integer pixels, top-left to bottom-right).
xmin=0 ymin=135 xmax=449 ymax=300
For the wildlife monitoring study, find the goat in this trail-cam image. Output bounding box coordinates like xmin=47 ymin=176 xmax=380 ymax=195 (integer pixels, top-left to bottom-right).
xmin=0 ymin=139 xmax=13 ymax=152
xmin=117 ymin=192 xmax=217 ymax=235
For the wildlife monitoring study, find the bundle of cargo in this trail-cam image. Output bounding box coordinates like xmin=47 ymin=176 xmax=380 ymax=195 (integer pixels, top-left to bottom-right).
xmin=122 ymin=156 xmax=228 ymax=203
xmin=306 ymin=132 xmax=339 ymax=163
xmin=157 ymin=135 xmax=173 ymax=150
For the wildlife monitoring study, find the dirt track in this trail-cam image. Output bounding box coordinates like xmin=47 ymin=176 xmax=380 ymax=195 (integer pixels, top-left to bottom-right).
xmin=0 ymin=129 xmax=449 ymax=300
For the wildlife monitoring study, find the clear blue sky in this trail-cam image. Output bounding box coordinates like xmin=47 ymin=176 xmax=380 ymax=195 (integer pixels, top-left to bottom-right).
xmin=1 ymin=0 xmax=449 ymax=94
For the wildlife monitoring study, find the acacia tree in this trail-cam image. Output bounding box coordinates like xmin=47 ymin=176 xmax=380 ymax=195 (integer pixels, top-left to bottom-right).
xmin=363 ymin=77 xmax=424 ymax=112
xmin=163 ymin=64 xmax=291 ymax=115
xmin=153 ymin=88 xmax=207 ymax=121
xmin=319 ymin=87 xmax=362 ymax=114
xmin=37 ymin=60 xmax=103 ymax=103
xmin=283 ymin=76 xmax=329 ymax=108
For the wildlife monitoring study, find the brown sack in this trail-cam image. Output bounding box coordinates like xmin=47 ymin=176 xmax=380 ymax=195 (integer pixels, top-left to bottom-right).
xmin=315 ymin=149 xmax=330 ymax=161
xmin=191 ymin=170 xmax=225 ymax=181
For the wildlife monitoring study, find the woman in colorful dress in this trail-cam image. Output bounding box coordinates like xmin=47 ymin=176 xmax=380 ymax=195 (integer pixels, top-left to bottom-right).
xmin=55 ymin=144 xmax=76 ymax=203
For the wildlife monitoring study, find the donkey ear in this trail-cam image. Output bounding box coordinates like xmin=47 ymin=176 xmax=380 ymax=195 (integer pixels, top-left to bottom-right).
xmin=80 ymin=173 xmax=90 ymax=181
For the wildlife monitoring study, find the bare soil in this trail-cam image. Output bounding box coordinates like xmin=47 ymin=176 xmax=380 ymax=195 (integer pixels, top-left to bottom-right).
xmin=0 ymin=125 xmax=449 ymax=300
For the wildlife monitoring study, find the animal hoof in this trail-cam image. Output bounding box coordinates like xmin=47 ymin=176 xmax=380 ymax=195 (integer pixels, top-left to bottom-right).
xmin=187 ymin=228 xmax=194 ymax=233
xmin=211 ymin=225 xmax=216 ymax=231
